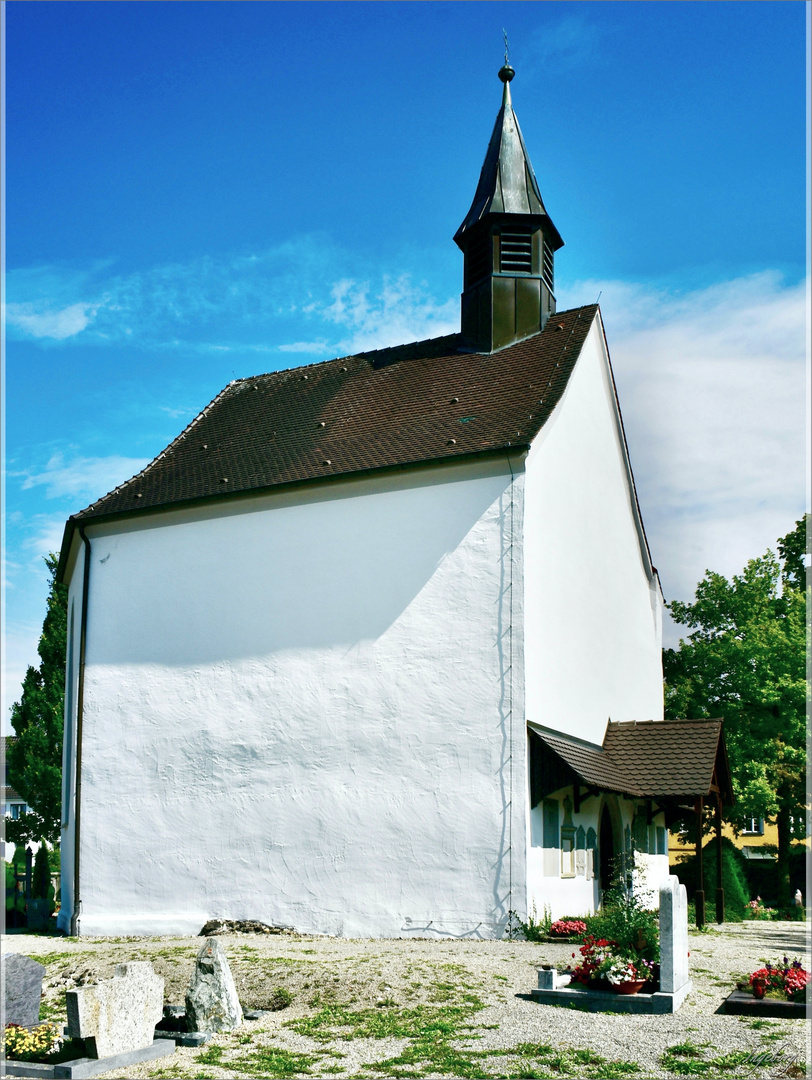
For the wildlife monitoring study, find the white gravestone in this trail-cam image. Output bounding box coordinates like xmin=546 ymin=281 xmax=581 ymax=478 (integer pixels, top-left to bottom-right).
xmin=659 ymin=875 xmax=690 ymax=995
xmin=66 ymin=961 xmax=164 ymax=1058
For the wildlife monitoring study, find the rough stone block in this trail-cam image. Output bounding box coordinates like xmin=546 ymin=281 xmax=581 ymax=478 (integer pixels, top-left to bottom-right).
xmin=3 ymin=954 xmax=45 ymax=1028
xmin=65 ymin=962 xmax=164 ymax=1058
xmin=185 ymin=938 xmax=243 ymax=1034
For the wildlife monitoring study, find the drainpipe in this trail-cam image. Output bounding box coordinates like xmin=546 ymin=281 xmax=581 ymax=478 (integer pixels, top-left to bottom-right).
xmin=71 ymin=525 xmax=92 ymax=936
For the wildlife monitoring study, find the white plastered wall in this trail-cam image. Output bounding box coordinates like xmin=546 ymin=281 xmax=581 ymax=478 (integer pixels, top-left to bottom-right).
xmin=61 ymin=457 xmax=527 ymax=938
xmin=522 ymin=312 xmax=665 ymax=918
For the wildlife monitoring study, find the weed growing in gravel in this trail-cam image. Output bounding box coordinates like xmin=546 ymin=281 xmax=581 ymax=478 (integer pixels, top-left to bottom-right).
xmin=660 ymin=1042 xmax=763 ymax=1075
xmin=222 ymin=1047 xmax=321 ymax=1076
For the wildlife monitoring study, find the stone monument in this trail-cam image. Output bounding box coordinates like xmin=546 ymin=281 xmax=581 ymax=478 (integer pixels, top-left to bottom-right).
xmin=185 ymin=937 xmax=243 ymax=1034
xmin=659 ymin=873 xmax=691 ymax=1004
xmin=65 ymin=961 xmax=164 ymax=1057
xmin=3 ymin=954 xmax=45 ymax=1028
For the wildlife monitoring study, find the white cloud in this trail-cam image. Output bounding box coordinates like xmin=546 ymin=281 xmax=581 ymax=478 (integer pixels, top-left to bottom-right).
xmin=559 ymin=273 xmax=808 ymax=643
xmin=5 ymin=242 xmax=458 ymax=355
xmin=5 ymin=301 xmax=99 ymax=340
xmin=278 ymin=340 xmax=334 ymax=355
xmin=23 ymin=516 xmax=69 ymax=558
xmin=18 ymin=453 xmax=151 ymax=505
xmin=319 ymin=275 xmax=458 ymax=354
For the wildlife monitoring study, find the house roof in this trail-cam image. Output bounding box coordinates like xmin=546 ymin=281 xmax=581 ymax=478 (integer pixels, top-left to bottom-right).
xmin=454 ymin=65 xmax=563 ymax=249
xmin=59 ymin=304 xmax=598 ymax=554
xmin=528 ymin=718 xmax=732 ymax=803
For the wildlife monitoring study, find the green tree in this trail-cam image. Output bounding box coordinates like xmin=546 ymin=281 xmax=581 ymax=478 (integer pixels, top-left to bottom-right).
xmin=663 ymin=516 xmax=808 ymax=905
xmin=6 ymin=554 xmax=67 ymax=848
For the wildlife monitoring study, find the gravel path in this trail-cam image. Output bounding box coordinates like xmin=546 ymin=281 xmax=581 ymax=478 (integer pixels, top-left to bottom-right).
xmin=3 ymin=921 xmax=809 ymax=1078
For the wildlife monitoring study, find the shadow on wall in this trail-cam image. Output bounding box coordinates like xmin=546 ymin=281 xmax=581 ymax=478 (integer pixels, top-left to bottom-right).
xmin=87 ymin=469 xmax=514 ymax=665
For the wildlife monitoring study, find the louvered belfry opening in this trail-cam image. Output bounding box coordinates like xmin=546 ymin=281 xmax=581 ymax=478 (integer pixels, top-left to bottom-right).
xmin=499 ymin=229 xmax=533 ymax=274
xmin=454 ymin=63 xmax=564 ymax=353
xmin=458 ymin=219 xmax=559 ymax=353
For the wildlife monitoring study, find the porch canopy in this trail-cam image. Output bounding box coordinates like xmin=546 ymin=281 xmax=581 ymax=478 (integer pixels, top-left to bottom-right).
xmin=528 ymin=717 xmax=734 ymax=924
xmin=527 ymin=717 xmax=734 ymax=816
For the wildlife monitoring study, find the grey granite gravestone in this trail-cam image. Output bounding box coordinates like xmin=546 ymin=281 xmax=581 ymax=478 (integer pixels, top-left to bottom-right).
xmin=3 ymin=953 xmax=45 ymax=1028
xmin=65 ymin=961 xmax=164 ymax=1058
xmin=185 ymin=938 xmax=243 ymax=1034
xmin=659 ymin=874 xmax=691 ymax=1001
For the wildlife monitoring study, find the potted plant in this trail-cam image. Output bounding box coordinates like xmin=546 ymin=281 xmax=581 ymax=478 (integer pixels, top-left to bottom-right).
xmin=601 ymin=955 xmax=650 ymax=995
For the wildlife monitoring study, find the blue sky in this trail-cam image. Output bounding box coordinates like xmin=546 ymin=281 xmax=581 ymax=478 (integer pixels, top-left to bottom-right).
xmin=2 ymin=1 xmax=809 ymax=730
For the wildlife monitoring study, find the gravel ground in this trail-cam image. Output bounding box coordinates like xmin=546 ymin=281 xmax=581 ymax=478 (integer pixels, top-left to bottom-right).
xmin=3 ymin=921 xmax=810 ymax=1079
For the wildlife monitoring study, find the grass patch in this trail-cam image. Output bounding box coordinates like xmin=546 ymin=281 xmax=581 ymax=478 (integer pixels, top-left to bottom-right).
xmin=195 ymin=1045 xmax=225 ymax=1066
xmin=660 ymin=1044 xmax=768 ymax=1075
xmin=288 ymin=1000 xmax=482 ymax=1042
xmin=224 ymin=1047 xmax=321 ymax=1076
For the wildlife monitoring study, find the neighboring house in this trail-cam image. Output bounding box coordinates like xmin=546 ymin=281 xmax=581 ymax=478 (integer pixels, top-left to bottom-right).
xmin=2 ymin=737 xmax=29 ymax=821
xmin=3 ymin=736 xmax=30 ymax=864
xmin=56 ymin=63 xmax=731 ymax=937
xmin=669 ymin=815 xmax=809 ymax=868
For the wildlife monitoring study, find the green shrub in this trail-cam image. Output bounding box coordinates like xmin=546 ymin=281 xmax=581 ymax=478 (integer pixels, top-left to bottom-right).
xmin=32 ymin=848 xmax=52 ymax=902
xmin=584 ymin=887 xmax=659 ymax=963
xmin=672 ymin=837 xmax=750 ymax=920
xmin=508 ymin=905 xmax=552 ymax=941
xmin=267 ymin=987 xmax=292 ymax=1011
xmin=5 ymin=863 xmax=25 ymax=914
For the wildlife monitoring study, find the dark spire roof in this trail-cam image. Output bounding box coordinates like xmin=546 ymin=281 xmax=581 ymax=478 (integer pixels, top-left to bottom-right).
xmin=454 ymin=64 xmax=563 ymax=250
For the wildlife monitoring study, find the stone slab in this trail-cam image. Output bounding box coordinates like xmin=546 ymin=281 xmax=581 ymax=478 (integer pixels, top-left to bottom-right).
xmin=154 ymin=1029 xmax=212 ymax=1046
xmin=3 ymin=953 xmax=46 ymax=1028
xmin=531 ymin=980 xmax=692 ymax=1014
xmin=2 ymin=1039 xmax=174 ymax=1079
xmin=65 ymin=961 xmax=164 ymax=1057
xmin=722 ymin=990 xmax=808 ymax=1019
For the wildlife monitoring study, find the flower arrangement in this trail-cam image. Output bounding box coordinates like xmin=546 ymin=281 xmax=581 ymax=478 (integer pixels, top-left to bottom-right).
xmin=747 ymin=958 xmax=809 ymax=1001
xmin=603 ymin=957 xmax=641 ymax=986
xmin=2 ymin=1022 xmax=62 ymax=1062
xmin=550 ymin=919 xmax=587 ymax=938
xmin=745 ymin=897 xmax=777 ymax=921
xmin=570 ymin=936 xmax=657 ymax=991
xmin=570 ymin=936 xmax=615 ymax=985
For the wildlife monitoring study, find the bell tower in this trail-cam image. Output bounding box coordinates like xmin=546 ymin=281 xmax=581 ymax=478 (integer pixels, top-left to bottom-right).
xmin=455 ymin=63 xmax=564 ymax=353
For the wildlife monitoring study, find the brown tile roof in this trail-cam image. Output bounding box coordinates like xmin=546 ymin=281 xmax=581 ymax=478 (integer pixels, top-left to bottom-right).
xmin=527 ymin=723 xmax=641 ymax=796
xmin=528 ymin=718 xmax=731 ymax=801
xmin=603 ymin=718 xmax=730 ymax=800
xmin=69 ymin=305 xmax=598 ymax=526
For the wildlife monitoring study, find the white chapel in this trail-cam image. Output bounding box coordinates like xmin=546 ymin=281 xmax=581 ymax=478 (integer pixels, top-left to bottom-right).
xmin=56 ymin=63 xmax=729 ymax=938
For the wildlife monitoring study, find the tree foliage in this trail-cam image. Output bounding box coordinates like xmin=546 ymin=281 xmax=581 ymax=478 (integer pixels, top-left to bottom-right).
xmin=663 ymin=516 xmax=808 ymax=903
xmin=6 ymin=554 xmax=67 ymax=847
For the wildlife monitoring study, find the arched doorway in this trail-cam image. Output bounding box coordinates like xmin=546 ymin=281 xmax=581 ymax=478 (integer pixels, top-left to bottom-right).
xmin=599 ymin=802 xmax=615 ymax=897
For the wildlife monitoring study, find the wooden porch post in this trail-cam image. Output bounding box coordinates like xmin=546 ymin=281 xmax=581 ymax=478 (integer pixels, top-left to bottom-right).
xmin=695 ymin=798 xmax=705 ymax=928
xmin=715 ymin=792 xmax=725 ymax=923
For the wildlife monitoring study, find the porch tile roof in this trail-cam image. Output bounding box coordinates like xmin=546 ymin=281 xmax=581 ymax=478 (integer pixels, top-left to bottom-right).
xmin=528 ymin=718 xmax=730 ymax=802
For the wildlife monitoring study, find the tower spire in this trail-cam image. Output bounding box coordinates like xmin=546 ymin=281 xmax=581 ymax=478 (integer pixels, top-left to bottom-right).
xmin=455 ymin=60 xmax=563 ymax=352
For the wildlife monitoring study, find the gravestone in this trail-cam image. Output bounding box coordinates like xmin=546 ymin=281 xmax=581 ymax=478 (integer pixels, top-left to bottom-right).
xmin=659 ymin=874 xmax=690 ymax=995
xmin=3 ymin=954 xmax=45 ymax=1028
xmin=65 ymin=961 xmax=164 ymax=1058
xmin=185 ymin=937 xmax=243 ymax=1034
